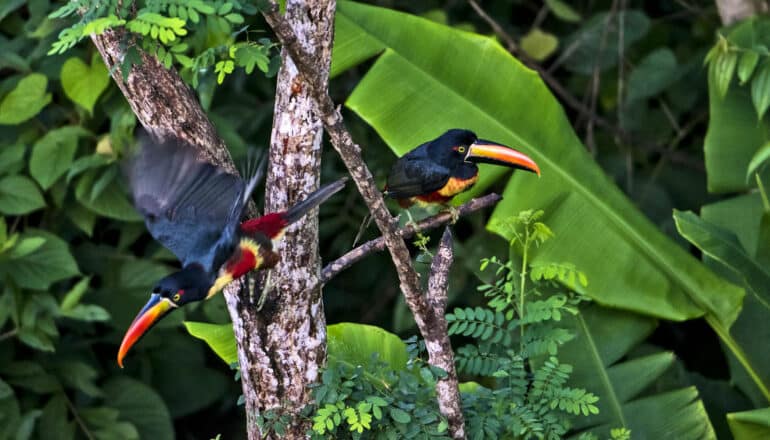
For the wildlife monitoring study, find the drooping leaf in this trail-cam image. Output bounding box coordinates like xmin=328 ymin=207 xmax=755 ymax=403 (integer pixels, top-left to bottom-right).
xmin=712 ymin=50 xmax=738 ymax=99
xmin=38 ymin=394 xmax=76 ymax=440
xmin=738 ymin=50 xmax=760 ymax=84
xmin=561 ymin=305 xmax=716 ymax=439
xmin=0 ymin=175 xmax=45 ymax=215
xmin=75 ymin=168 xmax=142 ymax=222
xmin=751 ymin=61 xmax=770 ymax=120
xmin=332 ymin=1 xmax=743 ymax=326
xmin=29 ymin=126 xmax=90 ymax=189
xmin=103 ymin=377 xmax=173 ymax=440
xmin=700 ymin=195 xmax=770 ymax=405
xmin=0 ymin=74 xmax=51 ymax=125
xmin=183 ymin=321 xmax=238 ymax=365
xmin=747 ymin=142 xmax=770 ymax=181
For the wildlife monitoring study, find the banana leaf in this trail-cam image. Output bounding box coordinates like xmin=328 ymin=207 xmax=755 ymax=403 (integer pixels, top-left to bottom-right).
xmin=560 ymin=305 xmax=716 ymax=439
xmin=331 ymin=1 xmax=743 ymax=326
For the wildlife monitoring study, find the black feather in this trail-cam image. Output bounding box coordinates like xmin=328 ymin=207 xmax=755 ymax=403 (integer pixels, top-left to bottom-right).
xmin=127 ymin=133 xmax=264 ymax=272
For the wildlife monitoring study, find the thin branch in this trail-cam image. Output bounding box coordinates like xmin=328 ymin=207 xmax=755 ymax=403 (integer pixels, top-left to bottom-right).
xmin=0 ymin=329 xmax=18 ymax=343
xmin=63 ymin=392 xmax=95 ymax=440
xmin=424 ymin=228 xmax=464 ymax=439
xmin=321 ymin=193 xmax=502 ymax=284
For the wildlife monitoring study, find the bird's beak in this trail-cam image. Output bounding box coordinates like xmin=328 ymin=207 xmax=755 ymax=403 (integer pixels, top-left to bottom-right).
xmin=117 ymin=294 xmax=175 ymax=368
xmin=466 ymin=140 xmax=541 ymax=176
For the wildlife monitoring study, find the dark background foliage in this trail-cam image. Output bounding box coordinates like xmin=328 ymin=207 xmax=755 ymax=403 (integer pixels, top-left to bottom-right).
xmin=1 ymin=0 xmax=765 ymax=438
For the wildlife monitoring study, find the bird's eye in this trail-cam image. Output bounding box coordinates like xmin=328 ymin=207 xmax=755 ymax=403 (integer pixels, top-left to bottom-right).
xmin=173 ymin=293 xmax=181 ymax=302
xmin=457 ymin=146 xmax=466 ymax=153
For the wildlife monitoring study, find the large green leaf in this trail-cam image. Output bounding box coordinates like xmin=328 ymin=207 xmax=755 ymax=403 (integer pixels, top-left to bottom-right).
xmin=728 ymin=407 xmax=770 ymax=439
xmin=327 ymin=322 xmax=407 ymax=371
xmin=0 ymin=74 xmax=51 ymax=125
xmin=560 ymin=305 xmax=716 ymax=439
xmin=184 ymin=321 xmax=238 ymax=365
xmin=696 ymin=195 xmax=770 ymax=406
xmin=332 ymin=1 xmax=743 ymax=325
xmin=704 ymin=19 xmax=770 ymax=193
xmin=60 ymin=54 xmax=110 ymax=114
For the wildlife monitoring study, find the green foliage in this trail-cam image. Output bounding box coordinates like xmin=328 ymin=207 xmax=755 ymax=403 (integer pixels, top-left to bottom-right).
xmin=47 ymin=0 xmax=279 ymax=86
xmin=452 ymin=211 xmax=599 ymax=439
xmin=331 ymin=0 xmax=744 ymax=330
xmin=0 ymin=74 xmax=52 ymax=125
xmin=727 ymin=407 xmax=770 ymax=439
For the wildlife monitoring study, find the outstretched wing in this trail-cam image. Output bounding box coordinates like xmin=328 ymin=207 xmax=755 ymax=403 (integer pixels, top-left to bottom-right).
xmin=385 ymin=155 xmax=450 ymax=199
xmin=127 ymin=135 xmax=248 ymax=270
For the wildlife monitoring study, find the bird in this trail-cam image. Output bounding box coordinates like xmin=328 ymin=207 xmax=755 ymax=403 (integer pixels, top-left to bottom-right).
xmin=384 ymin=129 xmax=540 ymax=209
xmin=117 ymin=134 xmax=346 ymax=367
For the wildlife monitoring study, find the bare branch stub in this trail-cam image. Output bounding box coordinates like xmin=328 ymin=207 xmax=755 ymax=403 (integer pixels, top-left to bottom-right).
xmin=425 ymin=228 xmax=465 ymax=439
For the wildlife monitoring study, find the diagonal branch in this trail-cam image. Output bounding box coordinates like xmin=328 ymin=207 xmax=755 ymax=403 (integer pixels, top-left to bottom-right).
xmin=321 ymin=193 xmax=502 ymax=284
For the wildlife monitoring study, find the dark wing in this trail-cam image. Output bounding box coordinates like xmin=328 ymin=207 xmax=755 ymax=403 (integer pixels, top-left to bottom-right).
xmin=127 ymin=135 xmax=247 ymax=271
xmin=385 ymin=155 xmax=451 ymax=199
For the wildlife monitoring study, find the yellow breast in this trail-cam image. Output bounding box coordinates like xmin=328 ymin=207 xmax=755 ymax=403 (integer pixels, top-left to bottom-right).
xmin=438 ymin=175 xmax=478 ymax=197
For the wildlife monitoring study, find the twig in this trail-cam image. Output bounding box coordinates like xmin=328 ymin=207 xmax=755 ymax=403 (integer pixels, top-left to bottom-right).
xmin=63 ymin=392 xmax=95 ymax=440
xmin=321 ymin=193 xmax=502 ymax=284
xmin=0 ymin=329 xmax=17 ymax=342
xmin=424 ymin=228 xmax=464 ymax=438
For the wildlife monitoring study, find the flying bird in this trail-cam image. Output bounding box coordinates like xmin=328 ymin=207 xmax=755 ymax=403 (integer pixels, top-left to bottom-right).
xmin=384 ymin=129 xmax=540 ymax=208
xmin=117 ymin=134 xmax=345 ymax=367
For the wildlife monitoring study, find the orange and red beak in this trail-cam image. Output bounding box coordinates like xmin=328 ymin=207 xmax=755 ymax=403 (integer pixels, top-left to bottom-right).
xmin=117 ymin=294 xmax=175 ymax=368
xmin=466 ymin=139 xmax=540 ymax=176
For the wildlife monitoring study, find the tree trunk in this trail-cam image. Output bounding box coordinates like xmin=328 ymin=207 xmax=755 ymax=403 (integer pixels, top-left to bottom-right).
xmin=222 ymin=1 xmax=336 ymax=438
xmin=92 ymin=2 xmax=335 ymax=437
xmin=716 ymin=0 xmax=768 ymax=25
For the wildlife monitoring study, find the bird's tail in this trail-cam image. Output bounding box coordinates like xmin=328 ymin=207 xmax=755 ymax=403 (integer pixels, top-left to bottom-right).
xmin=284 ymin=178 xmax=348 ymax=225
xmin=239 ymin=149 xmax=268 ymax=209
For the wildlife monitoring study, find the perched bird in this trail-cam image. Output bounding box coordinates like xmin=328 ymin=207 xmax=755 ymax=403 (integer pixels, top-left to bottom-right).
xmin=117 ymin=135 xmax=346 ymax=367
xmin=384 ymin=129 xmax=540 ymax=208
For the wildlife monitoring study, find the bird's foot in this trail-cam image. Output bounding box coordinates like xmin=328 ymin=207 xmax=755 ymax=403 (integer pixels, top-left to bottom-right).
xmin=256 ymin=270 xmax=273 ymax=312
xmin=442 ymin=205 xmax=461 ymax=224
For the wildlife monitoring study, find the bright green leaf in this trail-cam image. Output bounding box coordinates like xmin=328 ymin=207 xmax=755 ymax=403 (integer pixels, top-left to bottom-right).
xmin=327 ymin=322 xmax=408 ymax=372
xmin=184 ymin=321 xmax=238 ymax=365
xmin=738 ymin=50 xmax=760 ymax=84
xmin=520 ymin=28 xmax=558 ymax=61
xmin=751 ymin=61 xmax=770 ymax=120
xmin=61 ymin=54 xmax=110 ymax=114
xmin=60 ymin=277 xmax=91 ymax=311
xmin=712 ymin=50 xmax=738 ymax=99
xmin=747 ymin=142 xmax=770 ymax=181
xmin=0 ymin=74 xmax=51 ymax=125
xmin=2 ymin=230 xmax=79 ymax=290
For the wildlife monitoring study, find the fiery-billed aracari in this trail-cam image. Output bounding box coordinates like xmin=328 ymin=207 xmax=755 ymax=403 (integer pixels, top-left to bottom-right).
xmin=384 ymin=129 xmax=540 ymax=208
xmin=117 ymin=135 xmax=346 ymax=367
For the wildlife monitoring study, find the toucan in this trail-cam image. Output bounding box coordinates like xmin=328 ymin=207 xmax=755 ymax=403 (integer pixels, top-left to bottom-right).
xmin=384 ymin=129 xmax=540 ymax=208
xmin=117 ymin=135 xmax=345 ymax=367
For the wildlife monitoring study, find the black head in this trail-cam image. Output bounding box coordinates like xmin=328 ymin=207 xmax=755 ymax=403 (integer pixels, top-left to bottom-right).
xmin=118 ymin=265 xmax=212 ymax=367
xmin=427 ymin=129 xmax=541 ymax=175
xmin=426 ymin=129 xmax=479 ymax=168
xmin=152 ymin=266 xmax=211 ymax=306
